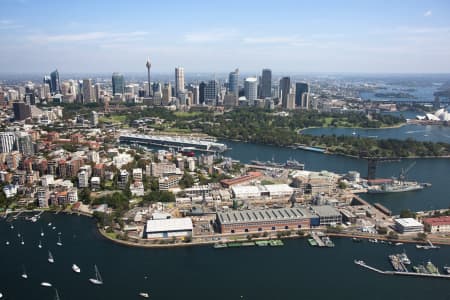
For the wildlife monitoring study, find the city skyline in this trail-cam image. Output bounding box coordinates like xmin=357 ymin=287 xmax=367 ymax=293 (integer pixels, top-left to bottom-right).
xmin=1 ymin=0 xmax=450 ymax=74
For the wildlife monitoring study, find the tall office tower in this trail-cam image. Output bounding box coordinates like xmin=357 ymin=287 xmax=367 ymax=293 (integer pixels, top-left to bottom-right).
xmin=0 ymin=132 xmax=16 ymax=153
xmin=43 ymin=76 xmax=52 ymax=96
xmin=175 ymin=67 xmax=185 ymax=98
xmin=279 ymin=77 xmax=291 ymax=108
xmin=199 ymin=82 xmax=206 ymax=104
xmin=82 ymin=79 xmax=94 ymax=103
xmin=112 ymin=72 xmax=125 ymax=96
xmin=50 ymin=69 xmax=61 ymax=94
xmin=191 ymin=85 xmax=199 ymax=105
xmin=94 ymin=83 xmax=102 ymax=102
xmin=295 ymin=82 xmax=309 ymax=109
xmin=162 ymin=83 xmax=172 ymax=105
xmin=146 ymin=57 xmax=152 ymax=97
xmin=15 ymin=132 xmax=34 ymax=156
xmin=205 ymin=80 xmax=219 ymax=104
xmin=13 ymin=102 xmax=31 ymax=121
xmin=152 ymin=82 xmax=162 ymax=95
xmin=287 ymin=93 xmax=296 ymax=110
xmin=228 ymin=68 xmax=239 ymax=97
xmin=261 ymin=69 xmax=272 ymax=98
xmin=244 ymin=77 xmax=258 ymax=101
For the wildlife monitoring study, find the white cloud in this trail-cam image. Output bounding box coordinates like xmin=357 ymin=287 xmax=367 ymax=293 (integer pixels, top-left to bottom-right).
xmin=27 ymin=31 xmax=148 ymax=43
xmin=0 ymin=19 xmax=23 ymax=30
xmin=424 ymin=10 xmax=432 ymax=17
xmin=184 ymin=29 xmax=238 ymax=42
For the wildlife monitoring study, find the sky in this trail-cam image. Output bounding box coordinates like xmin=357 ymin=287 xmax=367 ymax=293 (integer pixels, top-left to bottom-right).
xmin=1 ymin=0 xmax=450 ymax=74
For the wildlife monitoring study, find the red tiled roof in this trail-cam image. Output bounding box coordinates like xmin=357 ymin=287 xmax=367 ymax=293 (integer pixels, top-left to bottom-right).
xmin=423 ymin=216 xmax=450 ymax=226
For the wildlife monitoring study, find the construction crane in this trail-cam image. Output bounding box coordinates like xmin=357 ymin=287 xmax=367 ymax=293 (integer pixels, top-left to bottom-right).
xmin=399 ymin=161 xmax=416 ymax=182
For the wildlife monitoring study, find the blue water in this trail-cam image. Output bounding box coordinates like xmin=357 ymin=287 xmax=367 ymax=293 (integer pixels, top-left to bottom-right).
xmin=360 ymin=85 xmax=439 ymax=102
xmin=1 ymin=214 xmax=450 ymax=300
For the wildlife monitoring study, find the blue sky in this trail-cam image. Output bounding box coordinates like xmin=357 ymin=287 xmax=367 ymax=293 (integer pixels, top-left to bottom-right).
xmin=1 ymin=0 xmax=450 ymax=73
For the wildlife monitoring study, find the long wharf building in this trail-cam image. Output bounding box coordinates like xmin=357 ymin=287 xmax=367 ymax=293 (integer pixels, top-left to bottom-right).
xmin=216 ymin=208 xmax=313 ymax=233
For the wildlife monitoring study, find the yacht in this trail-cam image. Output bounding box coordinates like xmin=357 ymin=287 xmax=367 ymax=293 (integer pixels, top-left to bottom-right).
xmin=20 ymin=236 xmax=24 ymax=245
xmin=41 ymin=282 xmax=52 ymax=287
xmin=40 ymin=228 xmax=44 ymax=237
xmin=48 ymin=251 xmax=54 ymax=263
xmin=89 ymin=265 xmax=103 ymax=285
xmin=139 ymin=292 xmax=150 ymax=298
xmin=72 ymin=264 xmax=81 ymax=273
xmin=52 ymin=226 xmax=56 ymax=230
xmin=56 ymin=236 xmax=62 ymax=246
xmin=10 ymin=224 xmax=14 ymax=229
xmin=0 ymin=292 xmax=3 ymax=298
xmin=38 ymin=240 xmax=42 ymax=249
xmin=5 ymin=241 xmax=9 ymax=246
xmin=21 ymin=265 xmax=28 ymax=279
xmin=48 ymin=222 xmax=52 ymax=227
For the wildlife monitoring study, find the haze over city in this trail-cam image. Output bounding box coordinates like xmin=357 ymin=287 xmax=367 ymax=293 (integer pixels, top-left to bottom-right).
xmin=1 ymin=0 xmax=450 ymax=74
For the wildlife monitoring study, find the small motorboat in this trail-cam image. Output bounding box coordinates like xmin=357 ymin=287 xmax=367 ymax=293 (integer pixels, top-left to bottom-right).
xmin=72 ymin=264 xmax=81 ymax=273
xmin=41 ymin=282 xmax=52 ymax=287
xmin=139 ymin=292 xmax=149 ymax=298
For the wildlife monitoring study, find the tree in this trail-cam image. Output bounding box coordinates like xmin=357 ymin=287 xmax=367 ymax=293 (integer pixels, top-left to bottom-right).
xmin=79 ymin=188 xmax=91 ymax=205
xmin=415 ymin=232 xmax=427 ymax=241
xmin=179 ymin=172 xmax=194 ymax=189
xmin=387 ymin=231 xmax=399 ymax=240
xmin=377 ymin=227 xmax=388 ymax=235
xmin=338 ymin=181 xmax=348 ymax=189
xmin=400 ymin=209 xmax=417 ymax=219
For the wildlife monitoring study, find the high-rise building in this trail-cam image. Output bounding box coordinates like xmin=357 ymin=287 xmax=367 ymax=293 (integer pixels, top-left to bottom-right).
xmin=13 ymin=102 xmax=31 ymax=121
xmin=50 ymin=69 xmax=61 ymax=94
xmin=295 ymin=82 xmax=309 ymax=109
xmin=187 ymin=84 xmax=199 ymax=105
xmin=94 ymin=83 xmax=102 ymax=102
xmin=15 ymin=132 xmax=34 ymax=156
xmin=112 ymin=73 xmax=125 ymax=96
xmin=228 ymin=68 xmax=239 ymax=97
xmin=146 ymin=57 xmax=152 ymax=97
xmin=175 ymin=67 xmax=185 ymax=98
xmin=205 ymin=80 xmax=219 ymax=104
xmin=162 ymin=83 xmax=172 ymax=105
xmin=279 ymin=77 xmax=291 ymax=108
xmin=0 ymin=132 xmax=16 ymax=153
xmin=199 ymin=82 xmax=206 ymax=104
xmin=82 ymin=79 xmax=94 ymax=103
xmin=244 ymin=77 xmax=258 ymax=101
xmin=261 ymin=69 xmax=272 ymax=98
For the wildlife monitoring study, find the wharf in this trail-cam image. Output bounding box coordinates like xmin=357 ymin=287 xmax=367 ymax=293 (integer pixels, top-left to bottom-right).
xmin=354 ymin=260 xmax=450 ymax=279
xmin=310 ymin=232 xmax=325 ymax=247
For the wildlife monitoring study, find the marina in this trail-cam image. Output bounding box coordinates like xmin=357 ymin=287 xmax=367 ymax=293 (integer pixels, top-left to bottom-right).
xmin=354 ymin=260 xmax=450 ymax=279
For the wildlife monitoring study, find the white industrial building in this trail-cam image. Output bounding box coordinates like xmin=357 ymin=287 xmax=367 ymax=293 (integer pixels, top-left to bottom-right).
xmin=231 ymin=184 xmax=293 ymax=199
xmin=146 ymin=217 xmax=193 ymax=238
xmin=395 ymin=218 xmax=424 ymax=233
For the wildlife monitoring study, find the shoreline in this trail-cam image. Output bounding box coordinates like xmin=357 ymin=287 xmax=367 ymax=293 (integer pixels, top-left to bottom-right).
xmin=98 ymin=226 xmax=450 ymax=249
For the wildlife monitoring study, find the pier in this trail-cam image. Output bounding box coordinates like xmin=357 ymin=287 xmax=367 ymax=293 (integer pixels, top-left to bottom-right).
xmin=354 ymin=260 xmax=450 ymax=279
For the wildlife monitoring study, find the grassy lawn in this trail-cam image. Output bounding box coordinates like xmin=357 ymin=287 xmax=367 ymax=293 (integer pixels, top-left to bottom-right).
xmin=99 ymin=115 xmax=127 ymax=123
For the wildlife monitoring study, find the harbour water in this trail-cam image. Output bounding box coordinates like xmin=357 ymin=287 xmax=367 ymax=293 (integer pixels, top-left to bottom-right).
xmin=3 ymin=115 xmax=450 ymax=299
xmin=1 ymin=213 xmax=450 ymax=300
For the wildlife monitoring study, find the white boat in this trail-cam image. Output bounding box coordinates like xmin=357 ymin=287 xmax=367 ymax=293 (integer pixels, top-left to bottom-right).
xmin=10 ymin=224 xmax=14 ymax=229
xmin=0 ymin=292 xmax=3 ymax=298
xmin=72 ymin=264 xmax=81 ymax=273
xmin=48 ymin=251 xmax=54 ymax=263
xmin=56 ymin=236 xmax=62 ymax=246
xmin=21 ymin=236 xmax=24 ymax=245
xmin=139 ymin=292 xmax=149 ymax=298
xmin=89 ymin=265 xmax=103 ymax=285
xmin=5 ymin=241 xmax=9 ymax=246
xmin=21 ymin=265 xmax=28 ymax=279
xmin=41 ymin=228 xmax=44 ymax=237
xmin=17 ymin=233 xmax=21 ymax=238
xmin=48 ymin=222 xmax=52 ymax=227
xmin=38 ymin=240 xmax=42 ymax=249
xmin=395 ymin=242 xmax=404 ymax=246
xmin=31 ymin=216 xmax=37 ymax=222
xmin=41 ymin=282 xmax=52 ymax=287
xmin=52 ymin=227 xmax=56 ymax=230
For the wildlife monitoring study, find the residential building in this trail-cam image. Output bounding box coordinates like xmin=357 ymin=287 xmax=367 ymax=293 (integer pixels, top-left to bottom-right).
xmin=423 ymin=216 xmax=450 ymax=233
xmin=158 ymin=175 xmax=181 ymax=191
xmin=0 ymin=132 xmax=16 ymax=153
xmin=175 ymin=67 xmax=185 ymax=98
xmin=78 ymin=170 xmax=89 ymax=188
xmin=244 ymin=77 xmax=258 ymax=102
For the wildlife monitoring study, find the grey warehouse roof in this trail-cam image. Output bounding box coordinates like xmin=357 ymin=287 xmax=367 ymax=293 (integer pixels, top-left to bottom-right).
xmin=217 ymin=208 xmax=311 ymax=225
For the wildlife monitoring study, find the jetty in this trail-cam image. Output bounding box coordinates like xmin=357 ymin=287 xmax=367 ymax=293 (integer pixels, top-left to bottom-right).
xmin=354 ymin=260 xmax=450 ymax=279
